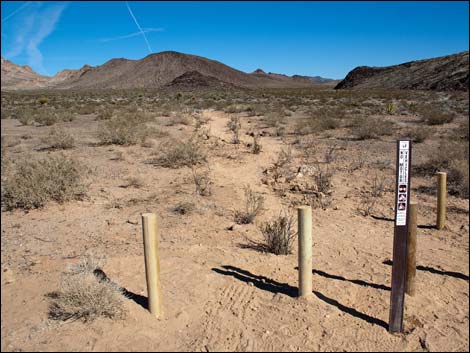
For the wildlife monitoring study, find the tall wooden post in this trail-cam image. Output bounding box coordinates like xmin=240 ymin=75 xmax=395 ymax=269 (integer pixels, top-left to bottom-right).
xmin=142 ymin=213 xmax=163 ymax=318
xmin=298 ymin=206 xmax=312 ymax=298
xmin=436 ymin=172 xmax=447 ymax=230
xmin=406 ymin=202 xmax=417 ymax=296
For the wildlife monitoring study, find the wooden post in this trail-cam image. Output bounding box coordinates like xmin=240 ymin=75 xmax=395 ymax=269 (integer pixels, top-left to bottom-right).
xmin=142 ymin=213 xmax=163 ymax=317
xmin=406 ymin=202 xmax=417 ymax=296
xmin=436 ymin=172 xmax=447 ymax=230
xmin=298 ymin=206 xmax=312 ymax=298
xmin=389 ymin=140 xmax=412 ymax=333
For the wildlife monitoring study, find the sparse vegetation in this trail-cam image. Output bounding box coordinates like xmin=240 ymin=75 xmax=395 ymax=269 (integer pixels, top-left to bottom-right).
xmin=150 ymin=135 xmax=207 ymax=168
xmin=2 ymin=154 xmax=86 ymax=210
xmin=234 ymin=186 xmax=265 ymax=224
xmin=41 ymin=127 xmax=75 ymax=150
xmin=97 ymin=113 xmax=149 ymax=145
xmin=192 ymin=165 xmax=212 ymax=196
xmin=259 ymin=213 xmax=297 ymax=255
xmin=48 ymin=256 xmax=127 ymax=322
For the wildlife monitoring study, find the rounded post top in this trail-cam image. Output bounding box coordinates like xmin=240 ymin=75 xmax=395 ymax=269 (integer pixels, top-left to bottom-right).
xmin=297 ymin=205 xmax=311 ymax=210
xmin=436 ymin=172 xmax=447 ymax=176
xmin=142 ymin=213 xmax=157 ymax=219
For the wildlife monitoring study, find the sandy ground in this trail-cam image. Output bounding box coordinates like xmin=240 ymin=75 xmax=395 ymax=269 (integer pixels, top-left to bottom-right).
xmin=1 ymin=110 xmax=469 ymax=352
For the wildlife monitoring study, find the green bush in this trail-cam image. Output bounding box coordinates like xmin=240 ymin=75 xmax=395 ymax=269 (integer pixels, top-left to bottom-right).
xmin=97 ymin=113 xmax=149 ymax=145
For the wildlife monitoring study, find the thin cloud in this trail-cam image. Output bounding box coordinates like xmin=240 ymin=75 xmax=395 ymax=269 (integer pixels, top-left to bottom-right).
xmin=125 ymin=1 xmax=153 ymax=53
xmin=3 ymin=2 xmax=67 ymax=75
xmin=1 ymin=1 xmax=31 ymax=23
xmin=98 ymin=28 xmax=163 ymax=43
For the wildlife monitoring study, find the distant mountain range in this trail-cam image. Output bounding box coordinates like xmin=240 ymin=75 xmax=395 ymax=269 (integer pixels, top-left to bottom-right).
xmin=0 ymin=51 xmax=336 ymax=91
xmin=2 ymin=50 xmax=468 ymax=91
xmin=335 ymin=51 xmax=469 ymax=91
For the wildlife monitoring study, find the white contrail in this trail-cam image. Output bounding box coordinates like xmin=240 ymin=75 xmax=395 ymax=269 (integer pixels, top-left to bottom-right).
xmin=125 ymin=1 xmax=152 ymax=53
xmin=98 ymin=28 xmax=163 ymax=42
xmin=1 ymin=1 xmax=31 ymax=23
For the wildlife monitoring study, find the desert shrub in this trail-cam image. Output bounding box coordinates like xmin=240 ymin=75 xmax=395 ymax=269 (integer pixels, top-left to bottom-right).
xmin=77 ymin=105 xmax=96 ymax=115
xmin=407 ymin=127 xmax=432 ymax=143
xmin=259 ymin=213 xmax=297 ymax=255
xmin=16 ymin=108 xmax=34 ymax=126
xmin=263 ymin=112 xmax=285 ymax=128
xmin=122 ymin=176 xmax=144 ymax=189
xmin=313 ymin=164 xmax=333 ymax=194
xmin=48 ymin=257 xmax=127 ymax=322
xmin=38 ymin=96 xmax=49 ymax=105
xmin=150 ymin=135 xmax=207 ymax=168
xmin=234 ymin=186 xmax=265 ymax=224
xmin=251 ymin=134 xmax=262 ymax=154
xmin=191 ymin=165 xmax=212 ymax=196
xmin=352 ymin=117 xmax=394 ymax=140
xmin=416 ymin=104 xmax=455 ymax=125
xmin=448 ymin=159 xmax=469 ymax=198
xmin=96 ymin=106 xmax=114 ymax=120
xmin=358 ymin=173 xmax=388 ymax=216
xmin=34 ymin=108 xmax=58 ymax=126
xmin=227 ymin=116 xmax=241 ymax=144
xmin=97 ymin=113 xmax=149 ymax=145
xmin=41 ymin=127 xmax=75 ymax=150
xmin=386 ymin=103 xmax=396 ymax=114
xmin=2 ymin=154 xmax=86 ymax=210
xmin=165 ymin=114 xmax=193 ymax=126
xmin=172 ymin=201 xmax=196 ymax=215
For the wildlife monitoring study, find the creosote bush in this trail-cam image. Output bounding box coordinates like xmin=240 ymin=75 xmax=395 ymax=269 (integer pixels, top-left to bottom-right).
xmin=97 ymin=113 xmax=149 ymax=145
xmin=150 ymin=135 xmax=207 ymax=168
xmin=41 ymin=127 xmax=75 ymax=150
xmin=259 ymin=213 xmax=297 ymax=255
xmin=2 ymin=154 xmax=86 ymax=210
xmin=234 ymin=186 xmax=265 ymax=224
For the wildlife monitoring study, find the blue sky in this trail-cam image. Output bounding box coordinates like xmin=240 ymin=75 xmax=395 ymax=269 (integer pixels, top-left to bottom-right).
xmin=1 ymin=1 xmax=469 ymax=79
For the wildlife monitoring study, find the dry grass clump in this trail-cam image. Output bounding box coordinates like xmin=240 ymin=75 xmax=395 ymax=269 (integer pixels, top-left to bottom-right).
xmin=48 ymin=256 xmax=127 ymax=322
xmin=41 ymin=127 xmax=75 ymax=150
xmin=150 ymin=135 xmax=207 ymax=168
xmin=251 ymin=134 xmax=262 ymax=154
xmin=1 ymin=154 xmax=86 ymax=210
xmin=258 ymin=213 xmax=297 ymax=255
xmin=234 ymin=186 xmax=265 ymax=224
xmin=97 ymin=113 xmax=149 ymax=145
xmin=16 ymin=107 xmax=35 ymax=126
xmin=227 ymin=116 xmax=241 ymax=144
xmin=192 ymin=165 xmax=212 ymax=196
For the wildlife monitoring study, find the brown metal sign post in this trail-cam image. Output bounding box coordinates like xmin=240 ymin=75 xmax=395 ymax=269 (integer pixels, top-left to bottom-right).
xmin=389 ymin=139 xmax=412 ymax=333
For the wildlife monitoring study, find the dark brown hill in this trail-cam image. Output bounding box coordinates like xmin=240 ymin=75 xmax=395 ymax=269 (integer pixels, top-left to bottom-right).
xmin=53 ymin=51 xmax=314 ymax=90
xmin=335 ymin=51 xmax=469 ymax=91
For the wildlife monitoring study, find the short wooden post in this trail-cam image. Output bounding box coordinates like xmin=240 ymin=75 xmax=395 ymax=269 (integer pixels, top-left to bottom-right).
xmin=436 ymin=172 xmax=447 ymax=230
xmin=142 ymin=213 xmax=163 ymax=317
xmin=406 ymin=202 xmax=417 ymax=296
xmin=298 ymin=206 xmax=312 ymax=297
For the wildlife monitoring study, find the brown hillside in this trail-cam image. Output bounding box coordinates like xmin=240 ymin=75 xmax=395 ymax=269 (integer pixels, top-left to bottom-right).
xmin=335 ymin=51 xmax=469 ymax=91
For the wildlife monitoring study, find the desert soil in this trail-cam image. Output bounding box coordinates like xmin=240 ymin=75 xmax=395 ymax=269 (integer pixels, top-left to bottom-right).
xmin=1 ymin=109 xmax=469 ymax=352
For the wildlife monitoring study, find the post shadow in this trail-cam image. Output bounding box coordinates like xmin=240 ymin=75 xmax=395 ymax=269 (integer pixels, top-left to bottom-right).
xmin=382 ymin=260 xmax=469 ymax=281
xmin=93 ymin=269 xmax=148 ymax=310
xmin=212 ymin=265 xmax=388 ymax=329
xmin=370 ymin=215 xmax=435 ymax=229
xmin=309 ymin=268 xmax=390 ymax=291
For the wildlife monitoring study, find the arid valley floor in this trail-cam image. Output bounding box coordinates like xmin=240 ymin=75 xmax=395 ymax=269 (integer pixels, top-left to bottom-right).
xmin=1 ymin=87 xmax=469 ymax=351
